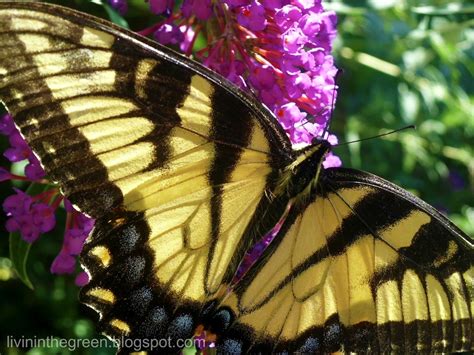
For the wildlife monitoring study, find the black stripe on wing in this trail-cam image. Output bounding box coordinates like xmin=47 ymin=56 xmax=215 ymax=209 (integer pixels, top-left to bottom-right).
xmin=0 ymin=12 xmax=124 ymax=217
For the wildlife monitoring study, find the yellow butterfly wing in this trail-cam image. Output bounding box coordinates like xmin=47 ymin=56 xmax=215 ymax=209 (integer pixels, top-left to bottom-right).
xmin=212 ymin=168 xmax=473 ymax=353
xmin=0 ymin=2 xmax=291 ymax=343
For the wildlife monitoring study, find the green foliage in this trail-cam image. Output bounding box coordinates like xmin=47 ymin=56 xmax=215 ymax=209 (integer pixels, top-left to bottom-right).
xmin=0 ymin=0 xmax=472 ymax=353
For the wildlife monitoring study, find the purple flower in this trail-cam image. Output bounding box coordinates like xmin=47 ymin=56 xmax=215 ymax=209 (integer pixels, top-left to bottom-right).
xmin=48 ymin=199 xmax=94 ymax=278
xmin=4 ymin=131 xmax=31 ymax=162
xmin=323 ymin=152 xmax=342 ymax=169
xmin=78 ymin=215 xmax=95 ymax=233
xmin=237 ymin=1 xmax=267 ymax=31
xmin=294 ymin=0 xmax=318 ymax=10
xmin=17 ymin=215 xmax=41 ymax=243
xmin=0 ymin=113 xmax=15 ymax=135
xmin=224 ymin=0 xmax=248 ymax=9
xmin=275 ymin=5 xmax=302 ymax=30
xmin=75 ymin=272 xmax=90 ymax=286
xmin=49 ymin=212 xmax=93 ymax=276
xmin=0 ymin=113 xmax=46 ymax=180
xmin=234 ymin=215 xmax=285 ymax=281
xmin=179 ymin=26 xmax=196 ymax=53
xmin=64 ymin=199 xmax=95 ymax=232
xmin=300 ymin=12 xmax=322 ymax=36
xmin=149 ymin=0 xmax=174 ymax=15
xmin=276 ymin=102 xmax=307 ymax=130
xmin=51 ymin=253 xmax=76 ymax=274
xmin=63 ymin=199 xmax=76 ymax=213
xmin=249 ymin=64 xmax=276 ymax=90
xmin=31 ymin=203 xmax=55 ymax=233
xmin=3 ymin=189 xmax=32 ymax=217
xmin=154 ymin=23 xmax=184 ymax=45
xmin=63 ymin=229 xmax=88 ymax=256
xmin=284 ymin=72 xmax=311 ymax=99
xmin=260 ymin=84 xmax=284 ymax=108
xmin=282 ymin=27 xmax=308 ymax=53
xmin=261 ymin=0 xmax=283 ymax=9
xmin=5 ymin=213 xmax=41 ymax=243
xmin=313 ymin=11 xmax=337 ymax=51
xmin=181 ymin=0 xmax=212 ymax=20
xmin=3 ymin=189 xmax=55 ymax=243
xmin=24 ymin=152 xmax=46 ymax=180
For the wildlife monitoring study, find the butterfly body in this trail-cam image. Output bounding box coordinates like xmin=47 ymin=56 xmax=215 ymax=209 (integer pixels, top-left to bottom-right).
xmin=275 ymin=140 xmax=331 ymax=203
xmin=0 ymin=2 xmax=472 ymax=354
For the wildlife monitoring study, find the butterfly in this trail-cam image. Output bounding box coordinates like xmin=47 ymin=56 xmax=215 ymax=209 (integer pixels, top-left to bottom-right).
xmin=0 ymin=2 xmax=472 ymax=353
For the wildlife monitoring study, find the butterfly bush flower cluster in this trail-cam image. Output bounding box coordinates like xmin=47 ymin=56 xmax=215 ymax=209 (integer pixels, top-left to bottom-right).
xmin=1 ymin=113 xmax=92 ymax=286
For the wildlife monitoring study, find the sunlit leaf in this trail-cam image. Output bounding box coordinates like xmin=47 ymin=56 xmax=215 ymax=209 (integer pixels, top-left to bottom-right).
xmin=9 ymin=231 xmax=33 ymax=290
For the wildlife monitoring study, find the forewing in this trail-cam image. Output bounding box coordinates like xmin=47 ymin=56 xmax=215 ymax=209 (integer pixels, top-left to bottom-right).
xmin=0 ymin=2 xmax=292 ymax=347
xmin=212 ymin=168 xmax=473 ymax=353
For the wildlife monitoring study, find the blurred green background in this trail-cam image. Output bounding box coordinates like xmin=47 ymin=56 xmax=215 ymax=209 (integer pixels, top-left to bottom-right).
xmin=0 ymin=0 xmax=472 ymax=354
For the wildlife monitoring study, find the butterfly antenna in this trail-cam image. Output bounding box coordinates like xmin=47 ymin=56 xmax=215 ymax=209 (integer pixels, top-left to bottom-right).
xmin=333 ymin=125 xmax=416 ymax=147
xmin=321 ymin=68 xmax=342 ymax=139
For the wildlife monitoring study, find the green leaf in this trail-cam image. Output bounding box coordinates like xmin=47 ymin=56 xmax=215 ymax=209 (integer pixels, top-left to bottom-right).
xmin=102 ymin=3 xmax=130 ymax=29
xmin=9 ymin=231 xmax=34 ymax=290
xmin=412 ymin=4 xmax=474 ymax=16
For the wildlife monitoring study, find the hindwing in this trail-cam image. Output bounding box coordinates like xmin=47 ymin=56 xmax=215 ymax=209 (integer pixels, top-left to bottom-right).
xmin=212 ymin=168 xmax=473 ymax=353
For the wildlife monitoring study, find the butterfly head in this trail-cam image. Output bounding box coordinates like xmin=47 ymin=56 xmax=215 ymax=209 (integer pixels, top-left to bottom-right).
xmin=275 ymin=139 xmax=332 ymax=201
